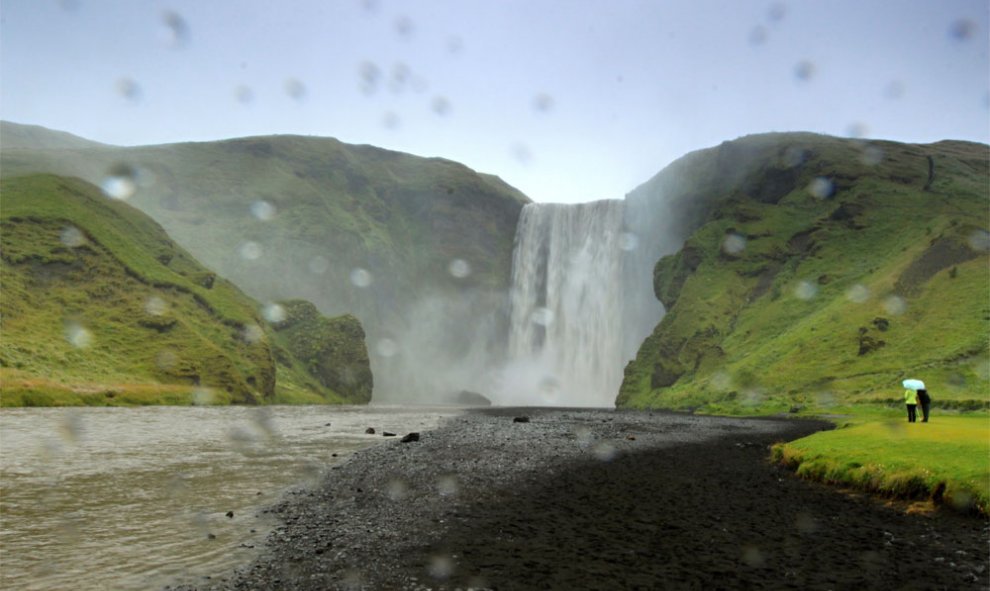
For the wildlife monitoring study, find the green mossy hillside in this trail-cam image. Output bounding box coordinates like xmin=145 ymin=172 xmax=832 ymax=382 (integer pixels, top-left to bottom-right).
xmin=618 ymin=133 xmax=990 ymax=413
xmin=0 ymin=174 xmax=370 ymax=406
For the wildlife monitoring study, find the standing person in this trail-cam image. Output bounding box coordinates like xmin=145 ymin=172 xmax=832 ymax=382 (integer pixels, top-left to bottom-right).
xmin=917 ymin=388 xmax=931 ymax=422
xmin=904 ymin=387 xmax=918 ymax=423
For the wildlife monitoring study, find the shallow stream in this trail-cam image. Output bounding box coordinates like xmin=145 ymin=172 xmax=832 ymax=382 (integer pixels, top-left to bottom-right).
xmin=0 ymin=405 xmax=460 ymax=590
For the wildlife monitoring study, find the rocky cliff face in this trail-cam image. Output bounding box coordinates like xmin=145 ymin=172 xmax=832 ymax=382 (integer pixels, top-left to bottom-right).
xmin=618 ymin=133 xmax=989 ymax=412
xmin=0 ymin=174 xmax=371 ymax=406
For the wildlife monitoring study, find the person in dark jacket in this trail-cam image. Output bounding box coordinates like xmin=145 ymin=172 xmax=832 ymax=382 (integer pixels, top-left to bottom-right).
xmin=917 ymin=388 xmax=931 ymax=422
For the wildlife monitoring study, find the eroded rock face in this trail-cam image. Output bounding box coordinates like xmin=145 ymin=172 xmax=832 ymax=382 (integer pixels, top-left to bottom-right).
xmin=271 ymin=300 xmax=373 ymax=404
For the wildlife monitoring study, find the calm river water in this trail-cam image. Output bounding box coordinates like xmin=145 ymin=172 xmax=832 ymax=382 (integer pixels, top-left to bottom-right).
xmin=0 ymin=405 xmax=461 ymax=590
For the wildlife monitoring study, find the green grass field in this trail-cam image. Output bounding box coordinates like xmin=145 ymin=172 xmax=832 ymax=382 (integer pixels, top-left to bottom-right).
xmin=772 ymin=412 xmax=990 ymax=515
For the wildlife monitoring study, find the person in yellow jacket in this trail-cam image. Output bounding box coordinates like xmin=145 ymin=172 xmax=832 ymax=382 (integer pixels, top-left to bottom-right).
xmin=904 ymin=388 xmax=919 ymax=423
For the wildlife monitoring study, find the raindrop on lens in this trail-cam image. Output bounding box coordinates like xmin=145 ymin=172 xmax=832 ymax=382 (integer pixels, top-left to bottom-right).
xmin=446 ymin=35 xmax=463 ymax=54
xmin=60 ymin=226 xmax=86 ymax=247
xmin=575 ymin=427 xmax=594 ymax=448
xmin=859 ymin=145 xmax=884 ymax=166
xmin=618 ymin=232 xmax=639 ymax=251
xmin=448 ymin=259 xmax=471 ymax=278
xmin=741 ymin=545 xmax=765 ymax=567
xmin=116 ymin=77 xmax=142 ymax=102
xmin=948 ymin=19 xmax=976 ymax=41
xmin=262 ymin=303 xmax=286 ymax=323
xmin=539 ymin=375 xmax=560 ymax=398
xmin=884 ymin=80 xmax=905 ymax=100
xmin=967 ymin=229 xmax=990 ymax=252
xmin=592 ymin=442 xmax=617 ymax=462
xmin=284 ymin=78 xmax=306 ymax=101
xmin=795 ymin=512 xmax=819 ymax=534
xmin=383 ymin=111 xmax=400 ymax=130
xmin=428 ymin=555 xmax=454 ymax=580
xmin=394 ymin=15 xmax=414 ymax=39
xmin=145 ymin=296 xmax=168 ymax=315
xmin=375 ymin=338 xmax=398 ymax=358
xmin=711 ymin=370 xmax=733 ymax=391
xmin=250 ymin=200 xmax=276 ymax=221
xmin=431 ymin=96 xmax=452 ymax=116
xmin=58 ymin=411 xmax=85 ymax=444
xmin=238 ymin=241 xmax=263 ymax=260
xmin=846 ymin=123 xmax=869 ymax=139
xmin=359 ymin=61 xmax=381 ymax=94
xmin=883 ymin=295 xmax=906 ymax=315
xmin=807 ymin=177 xmax=834 ymax=199
xmin=748 ymin=26 xmax=768 ymax=46
xmin=64 ymin=322 xmax=93 ymax=348
xmin=722 ymin=233 xmax=746 ymax=255
xmin=242 ymin=324 xmax=264 ymax=343
xmin=532 ymin=93 xmax=554 ymax=113
xmin=793 ymin=60 xmax=815 ymax=81
xmin=531 ymin=307 xmax=554 ymax=326
xmin=161 ymin=10 xmax=189 ymax=48
xmin=308 ymin=255 xmax=329 ymax=274
xmin=350 ymin=268 xmax=373 ymax=287
xmin=437 ymin=474 xmax=459 ymax=497
xmin=793 ymin=281 xmax=817 ymax=300
xmin=156 ymin=350 xmax=179 ymax=370
xmin=101 ymin=164 xmax=138 ymax=200
xmin=511 ymin=142 xmax=533 ymax=165
xmin=192 ymin=388 xmax=214 ymax=405
xmin=386 ymin=478 xmax=408 ymax=501
xmin=845 ymin=284 xmax=870 ymax=303
xmin=235 ymin=85 xmax=254 ymax=104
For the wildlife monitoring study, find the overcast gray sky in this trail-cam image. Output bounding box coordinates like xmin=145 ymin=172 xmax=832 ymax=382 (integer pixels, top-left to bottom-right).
xmin=2 ymin=0 xmax=988 ymax=204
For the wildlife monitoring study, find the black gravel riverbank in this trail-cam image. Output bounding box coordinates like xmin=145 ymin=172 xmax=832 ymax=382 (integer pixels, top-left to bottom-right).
xmin=174 ymin=408 xmax=989 ymax=590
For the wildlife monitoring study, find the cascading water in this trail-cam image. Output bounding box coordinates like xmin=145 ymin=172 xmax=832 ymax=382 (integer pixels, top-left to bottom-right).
xmin=497 ymin=200 xmax=663 ymax=407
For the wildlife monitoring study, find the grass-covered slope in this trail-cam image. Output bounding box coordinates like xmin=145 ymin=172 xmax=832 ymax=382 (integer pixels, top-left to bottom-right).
xmin=0 ymin=174 xmax=370 ymax=406
xmin=619 ymin=133 xmax=989 ymax=412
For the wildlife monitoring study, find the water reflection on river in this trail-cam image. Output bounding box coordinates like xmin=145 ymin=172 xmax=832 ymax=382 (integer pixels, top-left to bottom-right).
xmin=0 ymin=405 xmax=461 ymax=590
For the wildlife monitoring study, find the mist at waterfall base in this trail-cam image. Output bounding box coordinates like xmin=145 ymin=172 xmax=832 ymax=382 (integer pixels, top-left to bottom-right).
xmin=370 ymin=190 xmax=683 ymax=408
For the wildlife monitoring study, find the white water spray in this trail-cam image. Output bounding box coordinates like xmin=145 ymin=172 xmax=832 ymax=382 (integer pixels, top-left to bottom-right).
xmin=497 ymin=200 xmax=663 ymax=407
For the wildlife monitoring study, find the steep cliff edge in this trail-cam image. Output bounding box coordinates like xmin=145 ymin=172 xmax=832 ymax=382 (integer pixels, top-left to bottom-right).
xmin=618 ymin=133 xmax=989 ymax=412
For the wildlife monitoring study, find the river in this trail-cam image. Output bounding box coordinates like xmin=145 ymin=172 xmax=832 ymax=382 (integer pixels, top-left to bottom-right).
xmin=0 ymin=405 xmax=461 ymax=590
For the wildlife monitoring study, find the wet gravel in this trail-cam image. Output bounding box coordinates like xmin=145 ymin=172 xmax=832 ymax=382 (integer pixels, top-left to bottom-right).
xmin=173 ymin=408 xmax=989 ymax=590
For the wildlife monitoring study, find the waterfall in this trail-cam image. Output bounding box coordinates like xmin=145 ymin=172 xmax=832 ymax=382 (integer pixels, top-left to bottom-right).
xmin=497 ymin=200 xmax=663 ymax=407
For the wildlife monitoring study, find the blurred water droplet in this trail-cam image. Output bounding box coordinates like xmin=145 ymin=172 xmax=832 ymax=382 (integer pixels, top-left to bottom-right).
xmin=192 ymin=387 xmax=214 ymax=405
xmin=161 ymin=10 xmax=189 ymax=48
xmin=949 ymin=489 xmax=975 ymax=512
xmin=60 ymin=226 xmax=86 ymax=248
xmin=432 ymin=96 xmax=452 ymax=116
xmin=386 ymin=478 xmax=408 ymax=501
xmin=262 ymin=303 xmax=286 ymax=323
xmin=428 ymin=554 xmax=454 ymax=580
xmin=235 ymin=85 xmax=254 ymax=104
xmin=531 ymin=307 xmax=554 ymax=327
xmin=815 ymin=391 xmax=836 ymax=408
xmin=784 ymin=146 xmax=808 ymax=167
xmin=359 ymin=61 xmax=381 ymax=94
xmin=748 ymin=26 xmax=768 ymax=46
xmin=741 ymin=545 xmax=765 ymax=567
xmin=795 ymin=512 xmax=819 ymax=534
xmin=394 ymin=15 xmax=414 ymax=39
xmin=742 ymin=388 xmax=765 ymax=406
xmin=793 ymin=60 xmax=815 ymax=82
xmin=116 ymin=77 xmax=142 ymax=102
xmin=228 ymin=425 xmax=258 ymax=445
xmin=58 ymin=0 xmax=80 ymax=11
xmin=618 ymin=232 xmax=639 ymax=251
xmin=883 ymin=295 xmax=906 ymax=315
xmin=807 ymin=177 xmax=834 ymax=199
xmin=592 ymin=442 xmax=617 ymax=462
xmin=722 ymin=233 xmax=746 ymax=255
xmin=250 ymin=200 xmax=277 ymax=221
xmin=308 ymin=255 xmax=329 ymax=274
xmin=532 ymin=93 xmax=555 ymax=113
xmin=948 ymin=19 xmax=976 ymax=41
xmin=884 ymin=80 xmax=906 ymax=100
xmin=376 ymin=338 xmax=398 ymax=358
xmin=575 ymin=426 xmax=594 ymax=448
xmin=383 ymin=111 xmax=401 ymax=130
xmin=793 ymin=280 xmax=818 ymax=300
xmin=437 ymin=474 xmax=459 ymax=497
xmin=360 ymin=0 xmax=378 ymax=13
xmin=846 ymin=123 xmax=869 ymax=139
xmin=967 ymin=229 xmax=990 ymax=252
xmin=145 ymin=296 xmax=168 ymax=315
xmin=58 ymin=411 xmax=84 ymax=444
xmin=859 ymin=144 xmax=884 ymax=166
xmin=284 ymin=78 xmax=306 ymax=101
xmin=156 ymin=349 xmax=179 ymax=371
xmin=767 ymin=2 xmax=786 ymax=22
xmin=238 ymin=241 xmax=263 ymax=261
xmin=252 ymin=407 xmax=277 ymax=438
xmin=708 ymin=370 xmax=731 ymax=391
xmin=446 ymin=35 xmax=464 ymax=54
xmin=64 ymin=321 xmax=93 ymax=348
xmin=511 ymin=142 xmax=533 ymax=165
xmin=350 ymin=268 xmax=373 ymax=287
xmin=448 ymin=258 xmax=471 ymax=278
xmin=242 ymin=324 xmax=265 ymax=343
xmin=101 ymin=163 xmax=138 ymax=200
xmin=539 ymin=375 xmax=560 ymax=399
xmin=341 ymin=569 xmax=365 ymax=591
xmin=845 ymin=284 xmax=870 ymax=303
xmin=390 ymin=62 xmax=411 ymax=93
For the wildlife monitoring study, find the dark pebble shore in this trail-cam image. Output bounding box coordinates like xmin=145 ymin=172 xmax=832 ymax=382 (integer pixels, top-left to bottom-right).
xmin=176 ymin=408 xmax=989 ymax=591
